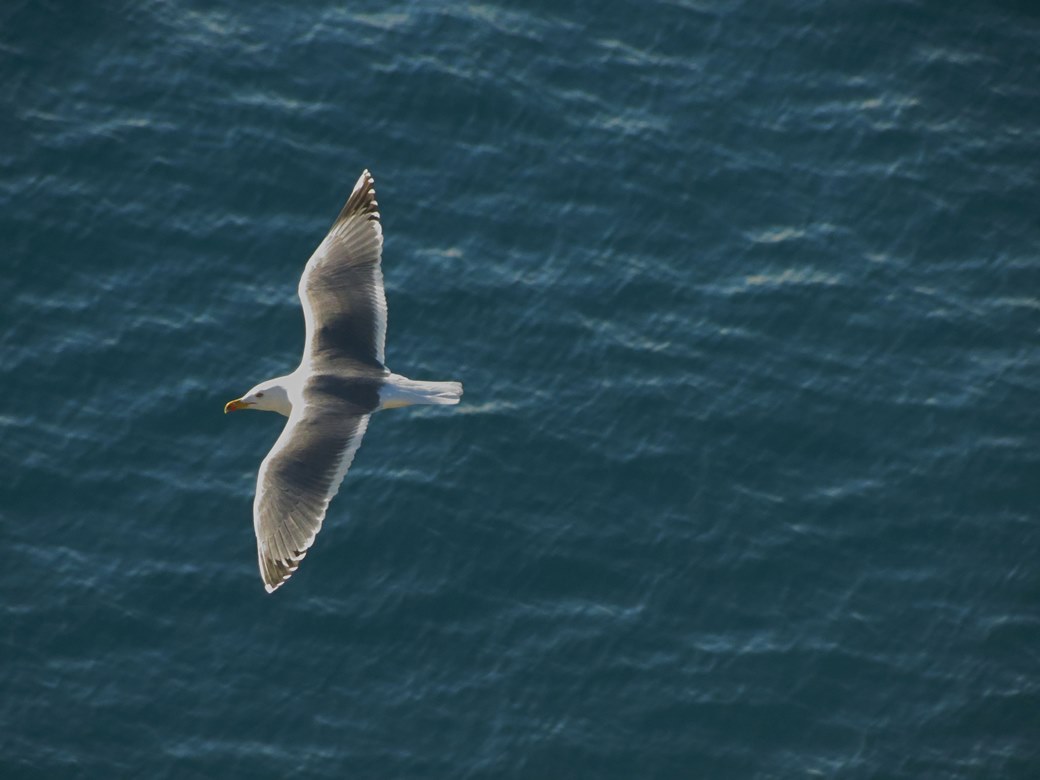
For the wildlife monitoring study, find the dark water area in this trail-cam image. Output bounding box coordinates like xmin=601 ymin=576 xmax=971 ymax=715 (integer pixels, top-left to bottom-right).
xmin=2 ymin=1 xmax=1038 ymax=777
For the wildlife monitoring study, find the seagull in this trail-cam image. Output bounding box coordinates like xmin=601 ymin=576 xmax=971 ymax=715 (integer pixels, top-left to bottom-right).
xmin=224 ymin=170 xmax=462 ymax=593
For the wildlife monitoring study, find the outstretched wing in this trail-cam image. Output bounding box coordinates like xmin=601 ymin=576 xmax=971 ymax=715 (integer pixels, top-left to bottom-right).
xmin=299 ymin=169 xmax=386 ymax=369
xmin=252 ymin=390 xmax=373 ymax=593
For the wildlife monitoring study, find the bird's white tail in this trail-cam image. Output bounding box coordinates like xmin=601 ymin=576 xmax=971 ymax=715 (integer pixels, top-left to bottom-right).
xmin=379 ymin=374 xmax=463 ymax=409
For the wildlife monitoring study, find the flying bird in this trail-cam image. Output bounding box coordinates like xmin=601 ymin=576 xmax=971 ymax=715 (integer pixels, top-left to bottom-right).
xmin=225 ymin=170 xmax=462 ymax=593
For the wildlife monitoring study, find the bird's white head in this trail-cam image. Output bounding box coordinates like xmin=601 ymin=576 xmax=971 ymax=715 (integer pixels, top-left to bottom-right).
xmin=224 ymin=378 xmax=293 ymax=417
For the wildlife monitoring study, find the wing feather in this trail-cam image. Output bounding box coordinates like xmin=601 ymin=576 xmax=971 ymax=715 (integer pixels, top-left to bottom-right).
xmin=253 ymin=401 xmax=371 ymax=593
xmin=299 ymin=170 xmax=387 ymax=368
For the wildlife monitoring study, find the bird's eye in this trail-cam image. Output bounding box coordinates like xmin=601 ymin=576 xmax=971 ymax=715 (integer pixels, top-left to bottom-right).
xmin=256 ymin=392 xmax=265 ymax=398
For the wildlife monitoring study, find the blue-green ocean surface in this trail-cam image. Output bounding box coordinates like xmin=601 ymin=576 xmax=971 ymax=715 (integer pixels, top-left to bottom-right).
xmin=2 ymin=1 xmax=1038 ymax=777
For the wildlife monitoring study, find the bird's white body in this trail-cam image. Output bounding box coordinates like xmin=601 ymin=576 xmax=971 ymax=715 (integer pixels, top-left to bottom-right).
xmin=237 ymin=372 xmax=462 ymax=417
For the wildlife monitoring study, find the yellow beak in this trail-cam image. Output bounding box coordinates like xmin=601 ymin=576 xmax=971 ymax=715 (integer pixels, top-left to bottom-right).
xmin=224 ymin=398 xmax=250 ymax=414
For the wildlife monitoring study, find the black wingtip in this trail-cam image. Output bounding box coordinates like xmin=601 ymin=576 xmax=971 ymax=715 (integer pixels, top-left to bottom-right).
xmin=333 ymin=169 xmax=380 ymax=227
xmin=260 ymin=551 xmax=305 ymax=594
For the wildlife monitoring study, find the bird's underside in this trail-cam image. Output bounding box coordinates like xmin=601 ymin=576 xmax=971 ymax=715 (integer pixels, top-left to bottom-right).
xmin=225 ymin=170 xmax=462 ymax=593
